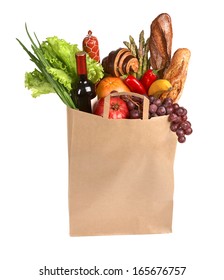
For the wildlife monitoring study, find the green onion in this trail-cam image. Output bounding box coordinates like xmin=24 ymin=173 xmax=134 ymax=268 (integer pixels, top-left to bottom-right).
xmin=16 ymin=24 xmax=76 ymax=109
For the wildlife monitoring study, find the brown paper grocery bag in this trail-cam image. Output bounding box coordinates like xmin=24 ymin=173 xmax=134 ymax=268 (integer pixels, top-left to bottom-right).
xmin=67 ymin=92 xmax=177 ymax=236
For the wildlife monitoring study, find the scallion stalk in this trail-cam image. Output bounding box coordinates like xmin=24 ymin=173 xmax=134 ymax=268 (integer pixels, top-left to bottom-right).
xmin=16 ymin=24 xmax=76 ymax=109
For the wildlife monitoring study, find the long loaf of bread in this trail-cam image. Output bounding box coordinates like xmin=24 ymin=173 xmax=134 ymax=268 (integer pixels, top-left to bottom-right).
xmin=149 ymin=13 xmax=173 ymax=77
xmin=161 ymin=48 xmax=191 ymax=102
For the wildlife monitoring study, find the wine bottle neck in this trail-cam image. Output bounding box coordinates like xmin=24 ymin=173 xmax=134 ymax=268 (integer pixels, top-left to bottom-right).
xmin=76 ymin=51 xmax=87 ymax=75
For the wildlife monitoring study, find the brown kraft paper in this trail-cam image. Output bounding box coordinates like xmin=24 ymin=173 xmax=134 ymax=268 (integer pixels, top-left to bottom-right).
xmin=67 ymin=92 xmax=177 ymax=236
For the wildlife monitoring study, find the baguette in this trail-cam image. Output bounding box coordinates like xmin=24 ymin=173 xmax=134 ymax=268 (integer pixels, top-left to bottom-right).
xmin=161 ymin=48 xmax=191 ymax=102
xmin=148 ymin=13 xmax=173 ymax=77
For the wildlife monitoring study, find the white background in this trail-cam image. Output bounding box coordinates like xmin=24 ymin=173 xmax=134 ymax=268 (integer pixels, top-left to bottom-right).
xmin=1 ymin=0 xmax=224 ymax=279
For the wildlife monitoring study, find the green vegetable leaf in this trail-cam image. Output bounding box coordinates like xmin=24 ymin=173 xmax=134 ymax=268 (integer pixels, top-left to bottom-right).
xmin=41 ymin=36 xmax=104 ymax=84
xmin=46 ymin=67 xmax=72 ymax=92
xmin=86 ymin=59 xmax=104 ymax=84
xmin=17 ymin=24 xmax=104 ymax=108
xmin=42 ymin=37 xmax=79 ymax=76
xmin=17 ymin=25 xmax=76 ymax=108
xmin=25 ymin=69 xmax=54 ymax=97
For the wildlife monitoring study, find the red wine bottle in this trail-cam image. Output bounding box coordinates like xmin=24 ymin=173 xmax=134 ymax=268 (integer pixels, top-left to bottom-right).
xmin=72 ymin=51 xmax=96 ymax=113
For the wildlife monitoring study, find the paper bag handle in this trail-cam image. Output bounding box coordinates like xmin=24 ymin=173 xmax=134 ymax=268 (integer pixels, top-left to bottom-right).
xmin=103 ymin=92 xmax=149 ymax=120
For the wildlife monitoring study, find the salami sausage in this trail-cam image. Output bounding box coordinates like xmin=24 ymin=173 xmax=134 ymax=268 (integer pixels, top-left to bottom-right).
xmin=82 ymin=30 xmax=100 ymax=62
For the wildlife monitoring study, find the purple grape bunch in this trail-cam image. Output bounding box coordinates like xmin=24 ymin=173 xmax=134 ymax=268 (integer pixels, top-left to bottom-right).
xmin=121 ymin=95 xmax=193 ymax=143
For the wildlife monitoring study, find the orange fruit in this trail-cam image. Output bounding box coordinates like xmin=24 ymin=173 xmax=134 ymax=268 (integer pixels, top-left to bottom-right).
xmin=96 ymin=77 xmax=131 ymax=99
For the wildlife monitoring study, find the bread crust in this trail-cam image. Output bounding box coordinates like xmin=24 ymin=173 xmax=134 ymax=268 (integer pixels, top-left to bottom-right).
xmin=149 ymin=13 xmax=173 ymax=77
xmin=161 ymin=48 xmax=191 ymax=102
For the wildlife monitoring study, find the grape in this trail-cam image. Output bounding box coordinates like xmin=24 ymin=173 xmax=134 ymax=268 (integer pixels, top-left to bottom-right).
xmin=166 ymin=106 xmax=174 ymax=114
xmin=170 ymin=122 xmax=179 ymax=132
xmin=172 ymin=103 xmax=179 ymax=110
xmin=181 ymin=115 xmax=188 ymax=121
xmin=157 ymin=106 xmax=166 ymax=116
xmin=126 ymin=100 xmax=136 ymax=111
xmin=168 ymin=113 xmax=179 ymax=122
xmin=153 ymin=98 xmax=162 ymax=107
xmin=178 ymin=135 xmax=186 ymax=143
xmin=182 ymin=108 xmax=188 ymax=115
xmin=162 ymin=97 xmax=173 ymax=107
xmin=148 ymin=95 xmax=155 ymax=103
xmin=167 ymin=103 xmax=193 ymax=143
xmin=176 ymin=128 xmax=185 ymax=137
xmin=179 ymin=121 xmax=191 ymax=130
xmin=175 ymin=107 xmax=185 ymax=116
xmin=129 ymin=109 xmax=141 ymax=119
xmin=186 ymin=120 xmax=191 ymax=126
xmin=122 ymin=94 xmax=192 ymax=144
xmin=173 ymin=116 xmax=182 ymax=124
xmin=184 ymin=127 xmax=193 ymax=135
xmin=149 ymin=104 xmax=158 ymax=113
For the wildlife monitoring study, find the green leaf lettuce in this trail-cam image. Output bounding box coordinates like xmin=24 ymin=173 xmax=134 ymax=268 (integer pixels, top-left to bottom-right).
xmin=18 ymin=28 xmax=104 ymax=107
xmin=25 ymin=69 xmax=54 ymax=98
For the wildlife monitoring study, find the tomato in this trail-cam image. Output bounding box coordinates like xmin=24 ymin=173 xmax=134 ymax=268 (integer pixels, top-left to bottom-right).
xmin=93 ymin=96 xmax=129 ymax=119
xmin=96 ymin=77 xmax=131 ymax=99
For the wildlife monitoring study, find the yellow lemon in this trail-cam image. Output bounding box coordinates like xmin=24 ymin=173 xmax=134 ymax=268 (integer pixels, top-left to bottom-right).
xmin=148 ymin=79 xmax=172 ymax=96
